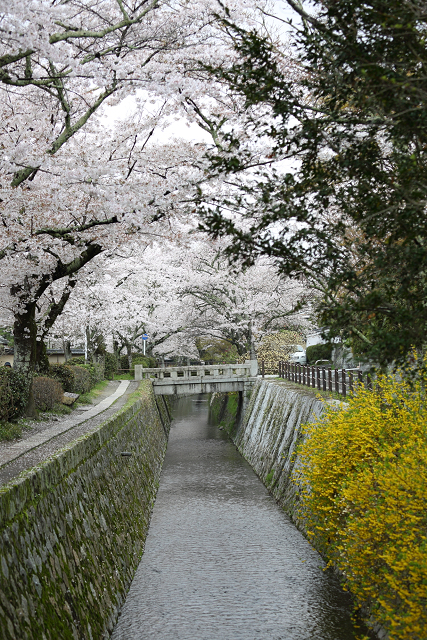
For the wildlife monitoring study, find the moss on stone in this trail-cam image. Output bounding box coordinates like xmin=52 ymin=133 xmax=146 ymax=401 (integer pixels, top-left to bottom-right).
xmin=0 ymin=379 xmax=170 ymax=640
xmin=209 ymin=392 xmax=241 ymax=437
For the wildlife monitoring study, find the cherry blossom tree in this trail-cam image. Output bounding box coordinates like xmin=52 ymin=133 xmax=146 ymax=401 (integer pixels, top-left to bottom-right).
xmin=45 ymin=236 xmax=312 ymax=367
xmin=177 ymin=239 xmax=312 ymax=356
xmin=0 ymin=0 xmax=268 ymax=385
xmin=46 ymin=242 xmax=194 ymax=365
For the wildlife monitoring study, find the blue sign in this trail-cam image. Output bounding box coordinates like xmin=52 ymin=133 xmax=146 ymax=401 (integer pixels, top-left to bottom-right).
xmin=141 ymin=334 xmax=149 ymax=341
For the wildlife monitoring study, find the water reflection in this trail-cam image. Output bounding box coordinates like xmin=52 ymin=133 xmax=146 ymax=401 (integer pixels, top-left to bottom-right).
xmin=111 ymin=395 xmax=366 ymax=640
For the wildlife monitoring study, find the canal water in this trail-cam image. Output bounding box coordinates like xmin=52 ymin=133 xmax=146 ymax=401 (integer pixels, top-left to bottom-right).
xmin=111 ymin=396 xmax=365 ymax=640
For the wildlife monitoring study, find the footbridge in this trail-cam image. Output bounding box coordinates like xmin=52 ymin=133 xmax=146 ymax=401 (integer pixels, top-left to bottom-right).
xmin=134 ymin=361 xmax=258 ymax=395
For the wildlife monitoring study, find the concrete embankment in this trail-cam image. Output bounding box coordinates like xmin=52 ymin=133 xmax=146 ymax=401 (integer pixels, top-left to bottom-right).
xmin=0 ymin=380 xmax=170 ymax=640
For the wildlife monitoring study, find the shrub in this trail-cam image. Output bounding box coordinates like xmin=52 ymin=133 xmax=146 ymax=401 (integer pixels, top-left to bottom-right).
xmin=50 ymin=364 xmax=75 ymax=392
xmin=118 ymin=353 xmax=156 ymax=372
xmin=0 ymin=368 xmax=29 ymax=421
xmin=80 ymin=362 xmax=103 ymax=386
xmin=0 ymin=421 xmax=23 ymax=441
xmin=67 ymin=362 xmax=104 ymax=393
xmin=32 ymin=376 xmax=64 ymax=411
xmin=67 ymin=356 xmax=85 ymax=365
xmin=294 ymin=367 xmax=427 ymax=640
xmin=104 ymin=352 xmax=118 ymax=379
xmin=69 ymin=365 xmax=92 ymax=394
xmin=305 ymin=343 xmax=332 ymax=364
xmin=119 ymin=354 xmax=130 ymax=371
xmin=239 ymin=330 xmax=305 ymax=373
xmin=130 ymin=354 xmax=156 ymax=371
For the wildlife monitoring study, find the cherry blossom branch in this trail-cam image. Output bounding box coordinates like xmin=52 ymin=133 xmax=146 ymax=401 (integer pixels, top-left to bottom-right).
xmin=33 ymin=216 xmax=119 ymax=244
xmin=11 ymin=84 xmax=117 ymax=187
xmin=50 ymin=0 xmax=160 ymax=45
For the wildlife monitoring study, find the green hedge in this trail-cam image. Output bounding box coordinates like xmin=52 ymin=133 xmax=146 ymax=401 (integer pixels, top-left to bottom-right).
xmin=130 ymin=354 xmax=156 ymax=371
xmin=81 ymin=362 xmax=104 ymax=386
xmin=32 ymin=376 xmax=64 ymax=411
xmin=68 ymin=366 xmax=91 ymax=394
xmin=119 ymin=353 xmax=156 ymax=372
xmin=119 ymin=354 xmax=130 ymax=370
xmin=51 ymin=363 xmax=104 ymax=394
xmin=65 ymin=363 xmax=104 ymax=393
xmin=0 ymin=368 xmax=29 ymax=422
xmin=306 ymin=343 xmax=332 ymax=364
xmin=50 ymin=364 xmax=75 ymax=392
xmin=104 ymin=352 xmax=118 ymax=379
xmin=67 ymin=356 xmax=85 ymax=366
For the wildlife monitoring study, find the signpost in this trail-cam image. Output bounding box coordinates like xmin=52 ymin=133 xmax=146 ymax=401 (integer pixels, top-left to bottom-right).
xmin=141 ymin=333 xmax=148 ymax=355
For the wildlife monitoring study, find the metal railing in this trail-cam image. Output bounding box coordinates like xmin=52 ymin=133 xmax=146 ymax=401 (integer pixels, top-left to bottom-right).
xmin=272 ymin=361 xmax=373 ymax=398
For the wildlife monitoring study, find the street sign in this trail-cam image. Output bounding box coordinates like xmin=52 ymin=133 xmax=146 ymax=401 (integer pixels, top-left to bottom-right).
xmin=141 ymin=333 xmax=148 ymax=355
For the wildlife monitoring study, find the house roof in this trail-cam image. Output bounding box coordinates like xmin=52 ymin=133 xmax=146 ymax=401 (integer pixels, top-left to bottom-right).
xmin=47 ymin=348 xmax=85 ymax=355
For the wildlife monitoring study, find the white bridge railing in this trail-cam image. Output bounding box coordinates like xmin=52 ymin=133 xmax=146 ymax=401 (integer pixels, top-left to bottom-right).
xmin=134 ymin=362 xmax=256 ymax=382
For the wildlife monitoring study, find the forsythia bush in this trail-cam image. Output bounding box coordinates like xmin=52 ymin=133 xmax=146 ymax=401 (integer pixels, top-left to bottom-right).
xmin=294 ymin=370 xmax=427 ymax=640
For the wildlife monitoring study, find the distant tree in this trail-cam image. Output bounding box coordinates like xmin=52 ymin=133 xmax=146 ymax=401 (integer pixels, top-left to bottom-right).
xmin=198 ymin=0 xmax=427 ymax=369
xmin=179 ymin=240 xmax=311 ymax=356
xmin=195 ymin=337 xmax=239 ymax=364
xmin=47 ymin=238 xmax=311 ymax=363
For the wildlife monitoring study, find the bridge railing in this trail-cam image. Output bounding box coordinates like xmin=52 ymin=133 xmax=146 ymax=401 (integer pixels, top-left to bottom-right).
xmin=136 ymin=363 xmax=253 ymax=381
xmin=277 ymin=361 xmax=372 ymax=399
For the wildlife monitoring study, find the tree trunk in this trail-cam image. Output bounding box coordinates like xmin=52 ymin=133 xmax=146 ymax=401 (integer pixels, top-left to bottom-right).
xmin=13 ymin=304 xmax=37 ymax=377
xmin=85 ymin=326 xmax=93 ymax=363
xmin=35 ymin=339 xmax=50 ymax=375
xmin=13 ymin=300 xmax=38 ymax=417
xmin=248 ymin=322 xmax=257 ymax=361
xmin=10 ymin=246 xmax=102 ymax=416
xmin=63 ymin=340 xmax=72 ymax=362
xmin=127 ymin=343 xmax=132 ymax=370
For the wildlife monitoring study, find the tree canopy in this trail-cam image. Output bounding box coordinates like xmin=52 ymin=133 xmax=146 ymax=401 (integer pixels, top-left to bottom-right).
xmin=0 ymin=0 xmax=258 ymax=379
xmin=197 ymin=0 xmax=427 ymax=369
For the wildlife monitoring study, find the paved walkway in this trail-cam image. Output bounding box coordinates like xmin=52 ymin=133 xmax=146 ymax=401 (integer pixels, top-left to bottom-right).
xmin=0 ymin=380 xmax=137 ymax=486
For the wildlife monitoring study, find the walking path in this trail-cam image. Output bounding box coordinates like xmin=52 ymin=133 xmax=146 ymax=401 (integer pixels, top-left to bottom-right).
xmin=0 ymin=380 xmax=138 ymax=486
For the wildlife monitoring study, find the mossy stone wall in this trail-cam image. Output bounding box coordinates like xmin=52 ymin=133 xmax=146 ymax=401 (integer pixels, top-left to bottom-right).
xmin=210 ymin=380 xmax=325 ymax=523
xmin=0 ymin=380 xmax=170 ymax=640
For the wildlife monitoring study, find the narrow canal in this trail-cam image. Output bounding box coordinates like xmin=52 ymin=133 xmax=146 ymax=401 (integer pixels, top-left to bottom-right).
xmin=111 ymin=396 xmax=364 ymax=640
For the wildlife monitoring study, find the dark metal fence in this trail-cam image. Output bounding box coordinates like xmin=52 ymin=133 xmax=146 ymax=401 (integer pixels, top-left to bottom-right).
xmin=264 ymin=361 xmax=373 ymax=398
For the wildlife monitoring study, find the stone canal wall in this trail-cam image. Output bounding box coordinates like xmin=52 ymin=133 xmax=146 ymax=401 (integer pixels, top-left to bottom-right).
xmin=211 ymin=382 xmax=385 ymax=639
xmin=0 ymin=380 xmax=170 ymax=640
xmin=211 ymin=380 xmax=328 ymax=526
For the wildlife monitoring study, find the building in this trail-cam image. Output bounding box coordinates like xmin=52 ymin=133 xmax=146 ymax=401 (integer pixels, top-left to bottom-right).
xmin=0 ymin=348 xmax=85 ymax=367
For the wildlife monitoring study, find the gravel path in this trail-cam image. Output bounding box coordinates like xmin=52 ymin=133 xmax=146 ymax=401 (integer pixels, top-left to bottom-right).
xmin=0 ymin=380 xmax=140 ymax=486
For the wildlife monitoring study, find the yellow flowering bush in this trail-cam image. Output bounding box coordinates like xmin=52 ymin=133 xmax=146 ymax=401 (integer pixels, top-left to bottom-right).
xmin=294 ymin=371 xmax=427 ymax=640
